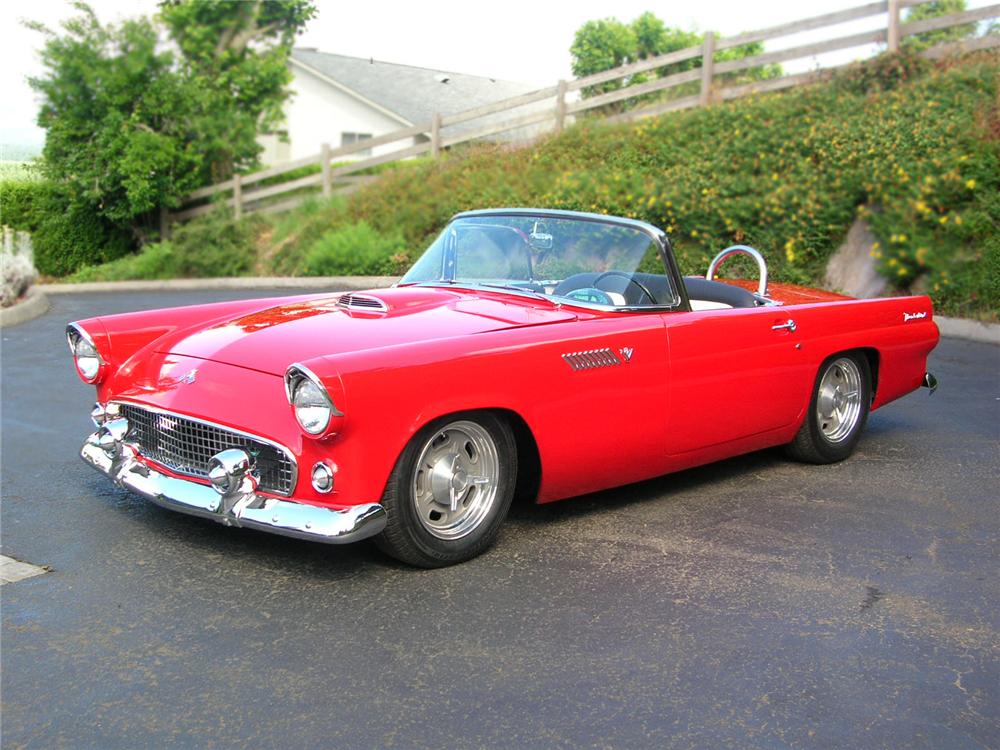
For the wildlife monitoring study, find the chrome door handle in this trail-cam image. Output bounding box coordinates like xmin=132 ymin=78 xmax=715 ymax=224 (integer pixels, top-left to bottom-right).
xmin=772 ymin=319 xmax=796 ymax=332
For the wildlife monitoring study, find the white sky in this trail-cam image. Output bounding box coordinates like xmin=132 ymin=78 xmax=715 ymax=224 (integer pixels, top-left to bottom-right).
xmin=1 ymin=0 xmax=993 ymax=150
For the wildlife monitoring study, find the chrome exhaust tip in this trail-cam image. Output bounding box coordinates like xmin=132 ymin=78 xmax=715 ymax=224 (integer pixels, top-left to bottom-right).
xmin=922 ymin=372 xmax=938 ymax=394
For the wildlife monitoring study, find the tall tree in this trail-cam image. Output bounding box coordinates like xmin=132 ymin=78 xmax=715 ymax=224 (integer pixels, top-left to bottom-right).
xmin=159 ymin=0 xmax=315 ymax=181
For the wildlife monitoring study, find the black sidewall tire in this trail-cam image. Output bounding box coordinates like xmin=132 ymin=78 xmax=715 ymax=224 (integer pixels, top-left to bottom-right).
xmin=789 ymin=353 xmax=872 ymax=464
xmin=375 ymin=412 xmax=517 ymax=568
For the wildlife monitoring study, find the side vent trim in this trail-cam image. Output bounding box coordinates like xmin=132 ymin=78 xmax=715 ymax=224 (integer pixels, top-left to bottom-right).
xmin=562 ymin=348 xmax=621 ymax=371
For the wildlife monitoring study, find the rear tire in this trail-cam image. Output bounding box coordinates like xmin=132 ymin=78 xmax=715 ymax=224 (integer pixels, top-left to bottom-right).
xmin=374 ymin=412 xmax=517 ymax=568
xmin=786 ymin=353 xmax=871 ymax=464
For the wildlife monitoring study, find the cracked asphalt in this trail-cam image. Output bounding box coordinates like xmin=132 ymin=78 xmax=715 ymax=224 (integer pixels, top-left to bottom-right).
xmin=2 ymin=290 xmax=998 ymax=749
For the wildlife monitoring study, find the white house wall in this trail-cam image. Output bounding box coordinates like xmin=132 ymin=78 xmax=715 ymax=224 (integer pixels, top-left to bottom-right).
xmin=260 ymin=64 xmax=423 ymax=165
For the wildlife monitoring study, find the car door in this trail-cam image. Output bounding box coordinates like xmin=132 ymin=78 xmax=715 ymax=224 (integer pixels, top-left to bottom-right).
xmin=663 ymin=306 xmax=813 ymax=456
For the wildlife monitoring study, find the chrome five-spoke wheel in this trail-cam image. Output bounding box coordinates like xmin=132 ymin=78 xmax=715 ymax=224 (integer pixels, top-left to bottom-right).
xmin=816 ymin=357 xmax=863 ymax=443
xmin=376 ymin=412 xmax=517 ymax=567
xmin=412 ymin=420 xmax=500 ymax=540
xmin=787 ymin=352 xmax=871 ymax=464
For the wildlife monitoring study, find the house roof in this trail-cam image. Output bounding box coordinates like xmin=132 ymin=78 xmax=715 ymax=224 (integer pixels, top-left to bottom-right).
xmin=290 ymin=49 xmax=539 ymax=126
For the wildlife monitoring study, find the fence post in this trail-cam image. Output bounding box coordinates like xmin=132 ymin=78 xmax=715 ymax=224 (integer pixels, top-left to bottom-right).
xmin=700 ymin=32 xmax=716 ymax=106
xmin=554 ymin=79 xmax=568 ymax=133
xmin=159 ymin=205 xmax=171 ymax=240
xmin=233 ymin=174 xmax=243 ymax=220
xmin=887 ymin=0 xmax=901 ymax=52
xmin=320 ymin=142 xmax=332 ymax=197
xmin=431 ymin=113 xmax=442 ymax=158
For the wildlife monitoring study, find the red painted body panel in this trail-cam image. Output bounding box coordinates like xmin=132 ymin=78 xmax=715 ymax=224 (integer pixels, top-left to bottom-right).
xmin=76 ymin=283 xmax=939 ymax=512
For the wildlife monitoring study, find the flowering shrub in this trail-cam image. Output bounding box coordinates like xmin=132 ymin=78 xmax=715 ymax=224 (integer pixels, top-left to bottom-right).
xmin=342 ymin=52 xmax=998 ymax=318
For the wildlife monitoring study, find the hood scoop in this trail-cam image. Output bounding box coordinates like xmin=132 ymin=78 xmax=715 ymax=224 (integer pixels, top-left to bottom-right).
xmin=337 ymin=293 xmax=388 ymax=313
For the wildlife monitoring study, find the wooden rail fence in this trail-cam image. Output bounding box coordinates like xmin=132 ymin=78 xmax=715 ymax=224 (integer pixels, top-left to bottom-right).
xmin=165 ymin=0 xmax=999 ymax=231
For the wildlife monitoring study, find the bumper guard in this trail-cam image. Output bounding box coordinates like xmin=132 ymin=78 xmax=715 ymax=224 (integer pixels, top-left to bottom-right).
xmin=80 ymin=424 xmax=386 ymax=545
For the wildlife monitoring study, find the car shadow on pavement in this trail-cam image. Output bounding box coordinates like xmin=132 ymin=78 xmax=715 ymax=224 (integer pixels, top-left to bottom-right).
xmin=507 ymin=446 xmax=784 ymax=525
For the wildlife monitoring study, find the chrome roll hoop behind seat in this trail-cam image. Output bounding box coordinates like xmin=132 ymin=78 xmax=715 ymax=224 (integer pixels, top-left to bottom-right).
xmin=706 ymin=245 xmax=768 ymax=297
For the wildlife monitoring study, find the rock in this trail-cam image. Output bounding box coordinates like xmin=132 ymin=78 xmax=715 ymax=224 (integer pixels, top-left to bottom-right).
xmin=1 ymin=226 xmax=38 ymax=308
xmin=824 ymin=218 xmax=887 ymax=299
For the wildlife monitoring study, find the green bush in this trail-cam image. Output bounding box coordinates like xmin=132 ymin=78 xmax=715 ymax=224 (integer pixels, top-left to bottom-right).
xmin=1 ymin=179 xmax=134 ymax=276
xmin=166 ymin=209 xmax=257 ymax=277
xmin=1 ymin=179 xmax=47 ymax=232
xmin=69 ymin=208 xmax=257 ymax=281
xmin=302 ymin=221 xmax=409 ymax=276
xmin=70 ymin=242 xmax=179 ymax=282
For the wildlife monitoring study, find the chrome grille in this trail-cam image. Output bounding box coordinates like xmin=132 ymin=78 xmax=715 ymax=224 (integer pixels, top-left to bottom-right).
xmin=338 ymin=293 xmax=388 ymax=312
xmin=562 ymin=348 xmax=622 ymax=371
xmin=117 ymin=404 xmax=296 ymax=496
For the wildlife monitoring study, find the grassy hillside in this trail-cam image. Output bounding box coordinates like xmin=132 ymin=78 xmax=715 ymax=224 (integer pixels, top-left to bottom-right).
xmin=69 ymin=51 xmax=999 ymax=318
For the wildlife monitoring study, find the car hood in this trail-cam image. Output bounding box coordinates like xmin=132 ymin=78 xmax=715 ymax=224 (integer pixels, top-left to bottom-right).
xmin=154 ymin=286 xmax=577 ymax=375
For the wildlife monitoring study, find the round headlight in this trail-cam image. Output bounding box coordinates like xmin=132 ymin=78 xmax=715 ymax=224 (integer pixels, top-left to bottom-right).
xmin=293 ymin=377 xmax=332 ymax=435
xmin=74 ymin=336 xmax=101 ymax=380
xmin=67 ymin=324 xmax=104 ymax=383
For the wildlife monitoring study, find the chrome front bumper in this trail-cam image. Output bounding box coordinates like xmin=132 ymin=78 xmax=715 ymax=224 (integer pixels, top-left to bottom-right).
xmin=80 ymin=428 xmax=386 ymax=545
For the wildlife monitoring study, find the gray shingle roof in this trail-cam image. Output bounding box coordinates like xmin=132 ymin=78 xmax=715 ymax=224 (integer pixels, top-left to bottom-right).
xmin=290 ymin=49 xmax=539 ymax=126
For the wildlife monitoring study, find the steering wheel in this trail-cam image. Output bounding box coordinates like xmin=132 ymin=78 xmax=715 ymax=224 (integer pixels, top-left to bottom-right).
xmin=593 ymin=271 xmax=657 ymax=305
xmin=564 ymin=287 xmax=614 ymax=305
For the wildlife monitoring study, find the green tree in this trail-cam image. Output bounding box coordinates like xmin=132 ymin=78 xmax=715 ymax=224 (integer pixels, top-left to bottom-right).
xmin=26 ymin=0 xmax=313 ymax=245
xmin=570 ymin=12 xmax=781 ymax=111
xmin=570 ymin=18 xmax=637 ymax=98
xmin=902 ymin=0 xmax=978 ymax=52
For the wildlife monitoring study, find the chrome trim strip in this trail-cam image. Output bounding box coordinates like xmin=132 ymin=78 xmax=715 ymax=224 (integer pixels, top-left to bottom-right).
xmin=284 ymin=363 xmax=344 ymax=418
xmin=66 ymin=322 xmax=106 ymax=383
xmin=81 ymin=434 xmax=385 ymax=545
xmin=110 ymin=399 xmax=299 ymax=497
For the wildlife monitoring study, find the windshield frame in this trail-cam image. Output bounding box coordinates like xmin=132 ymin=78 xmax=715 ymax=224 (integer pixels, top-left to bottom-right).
xmin=399 ymin=208 xmax=691 ymax=314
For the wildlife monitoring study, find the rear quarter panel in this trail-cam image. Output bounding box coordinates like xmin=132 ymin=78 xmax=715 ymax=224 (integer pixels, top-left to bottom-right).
xmin=778 ymin=295 xmax=939 ymax=411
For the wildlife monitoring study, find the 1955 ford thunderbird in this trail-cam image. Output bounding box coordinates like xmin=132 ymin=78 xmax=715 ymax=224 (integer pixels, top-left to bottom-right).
xmin=69 ymin=209 xmax=940 ymax=567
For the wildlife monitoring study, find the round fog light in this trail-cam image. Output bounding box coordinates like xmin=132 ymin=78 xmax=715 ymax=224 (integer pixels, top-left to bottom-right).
xmin=311 ymin=461 xmax=336 ymax=493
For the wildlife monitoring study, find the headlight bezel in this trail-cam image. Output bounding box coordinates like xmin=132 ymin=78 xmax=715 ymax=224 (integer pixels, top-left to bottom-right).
xmin=284 ymin=364 xmax=343 ymax=437
xmin=66 ymin=323 xmax=106 ymax=384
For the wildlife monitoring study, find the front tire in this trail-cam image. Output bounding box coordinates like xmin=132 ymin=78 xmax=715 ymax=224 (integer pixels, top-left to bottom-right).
xmin=786 ymin=353 xmax=871 ymax=464
xmin=375 ymin=412 xmax=517 ymax=567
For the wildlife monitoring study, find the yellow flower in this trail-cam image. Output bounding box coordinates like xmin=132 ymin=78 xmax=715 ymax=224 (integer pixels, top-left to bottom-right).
xmin=965 ymin=179 xmax=976 ymax=189
xmin=888 ymin=258 xmax=898 ymax=267
xmin=916 ymin=247 xmax=929 ymax=265
xmin=872 ymin=242 xmax=880 ymax=251
xmin=691 ymin=230 xmax=699 ymax=237
xmin=897 ymin=267 xmax=908 ymax=277
xmin=939 ymin=215 xmax=949 ymax=224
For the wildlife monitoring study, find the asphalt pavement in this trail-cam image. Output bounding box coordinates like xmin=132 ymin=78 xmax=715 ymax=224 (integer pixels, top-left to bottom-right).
xmin=2 ymin=290 xmax=998 ymax=749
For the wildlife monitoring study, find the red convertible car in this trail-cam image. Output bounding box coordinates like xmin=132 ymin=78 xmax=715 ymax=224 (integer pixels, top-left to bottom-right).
xmin=70 ymin=209 xmax=940 ymax=567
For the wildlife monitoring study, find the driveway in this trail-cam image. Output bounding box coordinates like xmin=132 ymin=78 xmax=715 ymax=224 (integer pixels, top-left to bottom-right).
xmin=2 ymin=290 xmax=998 ymax=749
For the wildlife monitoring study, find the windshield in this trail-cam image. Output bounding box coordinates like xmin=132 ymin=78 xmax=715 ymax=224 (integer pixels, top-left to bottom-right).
xmin=400 ymin=213 xmax=677 ymax=308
